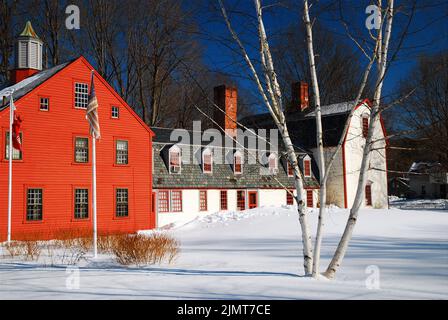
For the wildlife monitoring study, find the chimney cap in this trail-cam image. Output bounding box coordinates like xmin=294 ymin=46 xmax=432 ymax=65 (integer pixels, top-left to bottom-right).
xmin=19 ymin=21 xmax=40 ymax=40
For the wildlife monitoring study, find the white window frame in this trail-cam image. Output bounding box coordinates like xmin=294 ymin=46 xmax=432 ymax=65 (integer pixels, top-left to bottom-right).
xmin=268 ymin=153 xmax=278 ymax=175
xmin=234 ymin=151 xmax=243 ymax=174
xmin=169 ymin=145 xmax=182 ymax=174
xmin=303 ymin=155 xmax=312 ymax=178
xmin=39 ymin=97 xmax=49 ymax=111
xmin=74 ymin=82 xmax=89 ymax=109
xmin=202 ymin=148 xmax=213 ymax=174
xmin=111 ymin=106 xmax=120 ymax=119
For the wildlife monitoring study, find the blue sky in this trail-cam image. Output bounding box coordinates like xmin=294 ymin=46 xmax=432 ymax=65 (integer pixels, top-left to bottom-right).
xmin=195 ymin=0 xmax=448 ymax=108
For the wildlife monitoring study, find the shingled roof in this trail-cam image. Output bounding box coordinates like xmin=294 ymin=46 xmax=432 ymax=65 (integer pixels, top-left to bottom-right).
xmin=152 ymin=127 xmax=320 ymax=189
xmin=240 ymin=101 xmax=361 ymax=150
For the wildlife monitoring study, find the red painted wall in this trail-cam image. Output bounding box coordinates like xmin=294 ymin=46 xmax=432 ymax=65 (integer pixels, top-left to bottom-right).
xmin=0 ymin=57 xmax=154 ymax=241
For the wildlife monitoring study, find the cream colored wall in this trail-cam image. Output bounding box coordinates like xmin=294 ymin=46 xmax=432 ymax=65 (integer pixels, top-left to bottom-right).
xmin=344 ymin=103 xmax=388 ymax=209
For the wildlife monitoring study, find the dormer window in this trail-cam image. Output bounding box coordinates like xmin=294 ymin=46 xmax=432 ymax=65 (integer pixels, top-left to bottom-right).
xmin=362 ymin=115 xmax=369 ymax=138
xmin=234 ymin=151 xmax=243 ymax=174
xmin=203 ymin=149 xmax=213 ymax=173
xmin=303 ymin=157 xmax=311 ymax=177
xmin=268 ymin=153 xmax=278 ymax=175
xmin=287 ymin=161 xmax=295 ymax=177
xmin=169 ymin=146 xmax=181 ymax=174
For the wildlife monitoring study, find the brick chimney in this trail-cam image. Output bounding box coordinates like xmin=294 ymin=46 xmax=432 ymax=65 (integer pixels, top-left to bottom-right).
xmin=214 ymin=85 xmax=238 ymax=137
xmin=291 ymin=81 xmax=309 ymax=112
xmin=11 ymin=21 xmax=43 ymax=84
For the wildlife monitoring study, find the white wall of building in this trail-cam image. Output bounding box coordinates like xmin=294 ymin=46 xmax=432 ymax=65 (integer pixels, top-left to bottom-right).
xmin=156 ymin=188 xmax=320 ymax=228
xmin=344 ymin=103 xmax=388 ymax=209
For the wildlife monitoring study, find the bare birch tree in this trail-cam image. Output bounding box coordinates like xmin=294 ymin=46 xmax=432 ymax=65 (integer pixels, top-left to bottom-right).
xmin=323 ymin=0 xmax=395 ymax=279
xmin=218 ymin=0 xmax=314 ymax=275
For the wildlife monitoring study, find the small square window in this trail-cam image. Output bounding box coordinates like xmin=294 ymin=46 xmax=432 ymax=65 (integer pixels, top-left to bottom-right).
xmin=111 ymin=106 xmax=119 ymax=118
xmin=40 ymin=97 xmax=49 ymax=111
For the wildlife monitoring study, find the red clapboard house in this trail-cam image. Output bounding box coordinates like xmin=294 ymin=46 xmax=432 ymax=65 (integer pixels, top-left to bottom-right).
xmin=0 ymin=22 xmax=155 ymax=241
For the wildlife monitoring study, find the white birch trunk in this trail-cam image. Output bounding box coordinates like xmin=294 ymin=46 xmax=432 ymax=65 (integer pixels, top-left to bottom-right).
xmin=218 ymin=0 xmax=314 ymax=274
xmin=303 ymin=0 xmax=326 ymax=278
xmin=324 ymin=0 xmax=394 ymax=279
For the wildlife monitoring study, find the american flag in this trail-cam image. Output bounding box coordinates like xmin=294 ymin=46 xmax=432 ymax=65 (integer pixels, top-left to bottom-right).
xmin=86 ymin=71 xmax=101 ymax=139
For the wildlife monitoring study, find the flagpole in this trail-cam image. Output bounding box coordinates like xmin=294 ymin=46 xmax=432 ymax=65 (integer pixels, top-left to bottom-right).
xmin=92 ymin=134 xmax=98 ymax=258
xmin=7 ymin=91 xmax=14 ymax=244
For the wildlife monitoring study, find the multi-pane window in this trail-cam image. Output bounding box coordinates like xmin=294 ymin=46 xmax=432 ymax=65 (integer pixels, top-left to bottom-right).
xmin=362 ymin=117 xmax=369 ymax=138
xmin=199 ymin=191 xmax=207 ymax=211
xmin=27 ymin=189 xmax=43 ymax=221
xmin=304 ymin=159 xmax=311 ymax=177
xmin=365 ymin=185 xmax=372 ymax=206
xmin=111 ymin=106 xmax=119 ymax=119
xmin=306 ymin=190 xmax=314 ymax=208
xmin=116 ymin=188 xmax=129 ymax=217
xmin=75 ymin=137 xmax=89 ymax=163
xmin=287 ymin=190 xmax=294 ymax=205
xmin=287 ymin=162 xmax=294 ymax=177
xmin=171 ymin=191 xmax=182 ymax=212
xmin=158 ymin=191 xmax=169 ymax=213
xmin=169 ymin=148 xmax=181 ymax=173
xmin=234 ymin=154 xmax=242 ymax=174
xmin=116 ymin=140 xmax=128 ymax=165
xmin=203 ymin=151 xmax=212 ymax=173
xmin=40 ymin=97 xmax=49 ymax=111
xmin=268 ymin=154 xmax=278 ymax=175
xmin=5 ymin=132 xmax=22 ymax=160
xmin=74 ymin=82 xmax=89 ymax=109
xmin=74 ymin=189 xmax=89 ymax=219
xmin=220 ymin=190 xmax=228 ymax=210
xmin=237 ymin=190 xmax=246 ymax=211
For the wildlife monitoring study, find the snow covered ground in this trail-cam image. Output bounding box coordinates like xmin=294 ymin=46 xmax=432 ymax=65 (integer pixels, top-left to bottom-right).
xmin=0 ymin=205 xmax=447 ymax=299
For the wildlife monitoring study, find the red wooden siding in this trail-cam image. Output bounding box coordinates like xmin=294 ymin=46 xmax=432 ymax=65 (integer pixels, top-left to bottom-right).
xmin=0 ymin=57 xmax=154 ymax=241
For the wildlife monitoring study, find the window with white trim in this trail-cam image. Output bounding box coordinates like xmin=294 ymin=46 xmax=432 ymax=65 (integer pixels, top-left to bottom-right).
xmin=116 ymin=140 xmax=128 ymax=164
xmin=203 ymin=149 xmax=212 ymax=173
xmin=304 ymin=158 xmax=311 ymax=177
xmin=74 ymin=82 xmax=89 ymax=109
xmin=40 ymin=97 xmax=49 ymax=111
xmin=234 ymin=152 xmax=242 ymax=174
xmin=169 ymin=146 xmax=181 ymax=174
xmin=268 ymin=153 xmax=278 ymax=175
xmin=74 ymin=189 xmax=89 ymax=219
xmin=74 ymin=137 xmax=89 ymax=163
xmin=111 ymin=106 xmax=119 ymax=118
xmin=5 ymin=132 xmax=22 ymax=160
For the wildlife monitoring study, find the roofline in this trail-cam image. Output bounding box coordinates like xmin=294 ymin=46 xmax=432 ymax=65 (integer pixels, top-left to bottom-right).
xmin=0 ymin=59 xmax=78 ymax=114
xmin=77 ymin=56 xmax=155 ymax=137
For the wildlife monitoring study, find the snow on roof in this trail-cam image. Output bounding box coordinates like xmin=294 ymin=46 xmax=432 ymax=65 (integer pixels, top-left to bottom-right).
xmin=304 ymin=101 xmax=357 ymax=118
